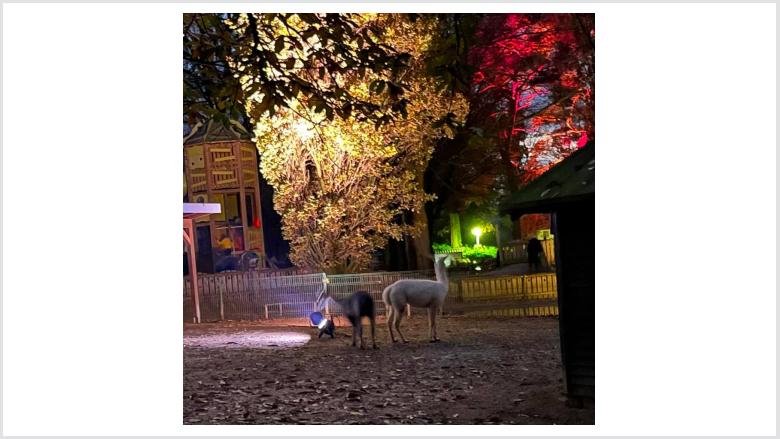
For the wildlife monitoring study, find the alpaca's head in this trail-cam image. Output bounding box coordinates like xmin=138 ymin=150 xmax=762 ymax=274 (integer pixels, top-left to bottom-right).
xmin=434 ymin=253 xmax=454 ymax=268
xmin=314 ymin=290 xmax=344 ymax=312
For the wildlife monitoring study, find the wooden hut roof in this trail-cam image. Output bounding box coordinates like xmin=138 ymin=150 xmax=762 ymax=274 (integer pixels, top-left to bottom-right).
xmin=500 ymin=142 xmax=594 ymax=217
xmin=183 ymin=202 xmax=221 ymax=220
xmin=183 ymin=119 xmax=250 ymax=145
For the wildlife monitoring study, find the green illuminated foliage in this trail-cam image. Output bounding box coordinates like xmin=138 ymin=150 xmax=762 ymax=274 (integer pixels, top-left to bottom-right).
xmin=432 ymin=243 xmax=497 ymax=264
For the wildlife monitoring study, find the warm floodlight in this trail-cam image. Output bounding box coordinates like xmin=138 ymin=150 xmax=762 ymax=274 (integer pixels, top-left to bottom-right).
xmin=471 ymin=226 xmax=483 ymax=246
xmin=294 ymin=120 xmax=315 ymax=141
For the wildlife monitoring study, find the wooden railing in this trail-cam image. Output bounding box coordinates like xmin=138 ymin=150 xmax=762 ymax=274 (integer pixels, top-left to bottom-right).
xmin=499 ymin=241 xmax=528 ymax=264
xmin=499 ymin=239 xmax=556 ymax=267
xmin=541 ymin=239 xmax=555 ymax=267
xmin=450 ymin=272 xmax=557 ymax=301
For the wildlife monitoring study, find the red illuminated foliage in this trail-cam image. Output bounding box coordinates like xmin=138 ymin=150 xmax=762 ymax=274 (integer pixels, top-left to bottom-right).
xmin=519 ymin=213 xmax=551 ymax=240
xmin=468 ymin=13 xmax=594 ymax=184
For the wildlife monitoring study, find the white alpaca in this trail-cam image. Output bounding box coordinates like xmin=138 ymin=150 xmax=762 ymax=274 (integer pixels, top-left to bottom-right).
xmin=382 ymin=254 xmax=451 ymax=343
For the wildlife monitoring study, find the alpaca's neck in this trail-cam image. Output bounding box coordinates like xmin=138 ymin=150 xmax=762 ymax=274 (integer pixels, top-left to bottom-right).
xmin=434 ymin=260 xmax=449 ymax=285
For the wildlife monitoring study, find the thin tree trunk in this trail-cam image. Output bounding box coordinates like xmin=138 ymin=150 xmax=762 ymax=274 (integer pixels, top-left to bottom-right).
xmin=449 ymin=212 xmax=463 ymax=249
xmin=494 ymin=220 xmax=503 ymax=267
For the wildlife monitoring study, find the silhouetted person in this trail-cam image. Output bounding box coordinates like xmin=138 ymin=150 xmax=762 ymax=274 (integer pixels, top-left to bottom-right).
xmin=527 ymin=237 xmax=544 ymax=273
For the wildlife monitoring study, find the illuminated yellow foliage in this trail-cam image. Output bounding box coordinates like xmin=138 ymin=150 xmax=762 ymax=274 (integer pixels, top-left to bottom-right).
xmin=246 ymin=14 xmax=468 ymax=273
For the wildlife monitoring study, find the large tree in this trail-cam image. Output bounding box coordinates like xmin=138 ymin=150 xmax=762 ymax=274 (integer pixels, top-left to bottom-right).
xmin=248 ymin=14 xmax=468 ymax=273
xmin=424 ymin=13 xmax=594 ymax=246
xmin=469 ymin=13 xmax=595 ymax=184
xmin=184 ymin=13 xmax=412 ymax=127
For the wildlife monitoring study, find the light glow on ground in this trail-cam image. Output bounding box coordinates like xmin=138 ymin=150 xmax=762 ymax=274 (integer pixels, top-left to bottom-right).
xmin=183 ymin=331 xmax=311 ymax=349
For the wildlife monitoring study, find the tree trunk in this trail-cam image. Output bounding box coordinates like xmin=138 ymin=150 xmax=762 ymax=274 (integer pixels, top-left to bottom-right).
xmin=449 ymin=212 xmax=463 ymax=249
xmin=494 ymin=220 xmax=503 ymax=267
xmin=403 ymin=234 xmax=414 ymax=270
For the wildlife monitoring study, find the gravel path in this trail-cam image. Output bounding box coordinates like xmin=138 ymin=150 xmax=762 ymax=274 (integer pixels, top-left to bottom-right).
xmin=183 ymin=315 xmax=594 ymax=425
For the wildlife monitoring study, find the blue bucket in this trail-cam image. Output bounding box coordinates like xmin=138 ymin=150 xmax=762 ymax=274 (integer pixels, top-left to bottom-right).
xmin=309 ymin=311 xmax=324 ymax=327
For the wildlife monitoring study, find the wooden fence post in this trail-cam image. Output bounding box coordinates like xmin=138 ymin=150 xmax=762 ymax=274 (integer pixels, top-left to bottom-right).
xmin=518 ymin=274 xmax=523 ymax=300
xmin=219 ymin=287 xmax=225 ymax=321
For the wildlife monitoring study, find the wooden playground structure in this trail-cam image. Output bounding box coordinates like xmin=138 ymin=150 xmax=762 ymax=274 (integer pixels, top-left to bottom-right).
xmin=183 ymin=120 xmax=265 ymax=271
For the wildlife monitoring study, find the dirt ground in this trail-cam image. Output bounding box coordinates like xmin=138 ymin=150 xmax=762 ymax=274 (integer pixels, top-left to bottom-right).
xmin=183 ymin=315 xmax=594 ymax=425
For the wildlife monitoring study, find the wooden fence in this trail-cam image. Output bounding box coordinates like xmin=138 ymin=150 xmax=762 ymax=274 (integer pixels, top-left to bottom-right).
xmin=250 ymin=267 xmax=317 ymax=277
xmin=499 ymin=239 xmax=556 ymax=267
xmin=461 ymin=305 xmax=559 ymax=318
xmin=541 ymin=240 xmax=555 ymax=267
xmin=183 ymin=270 xmax=558 ymax=322
xmin=499 ymin=241 xmax=528 ymax=264
xmin=451 ymin=272 xmax=557 ymax=301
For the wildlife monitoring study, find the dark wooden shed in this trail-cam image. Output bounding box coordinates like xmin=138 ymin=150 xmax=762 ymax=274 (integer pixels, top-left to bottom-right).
xmin=500 ymin=142 xmax=595 ymax=405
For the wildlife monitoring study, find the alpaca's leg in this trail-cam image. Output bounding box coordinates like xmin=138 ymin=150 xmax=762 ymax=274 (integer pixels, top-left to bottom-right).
xmin=431 ymin=304 xmax=440 ymax=342
xmin=370 ymin=317 xmax=377 ymax=349
xmin=358 ymin=319 xmax=366 ymax=350
xmin=387 ymin=307 xmax=397 ymax=343
xmin=351 ymin=323 xmax=357 ymax=347
xmin=394 ymin=305 xmax=408 ymax=343
xmin=427 ymin=306 xmax=435 ymax=342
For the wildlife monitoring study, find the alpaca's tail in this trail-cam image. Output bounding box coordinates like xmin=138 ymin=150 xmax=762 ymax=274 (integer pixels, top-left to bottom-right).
xmin=382 ymin=284 xmax=394 ymax=317
xmin=381 ymin=285 xmax=392 ymax=307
